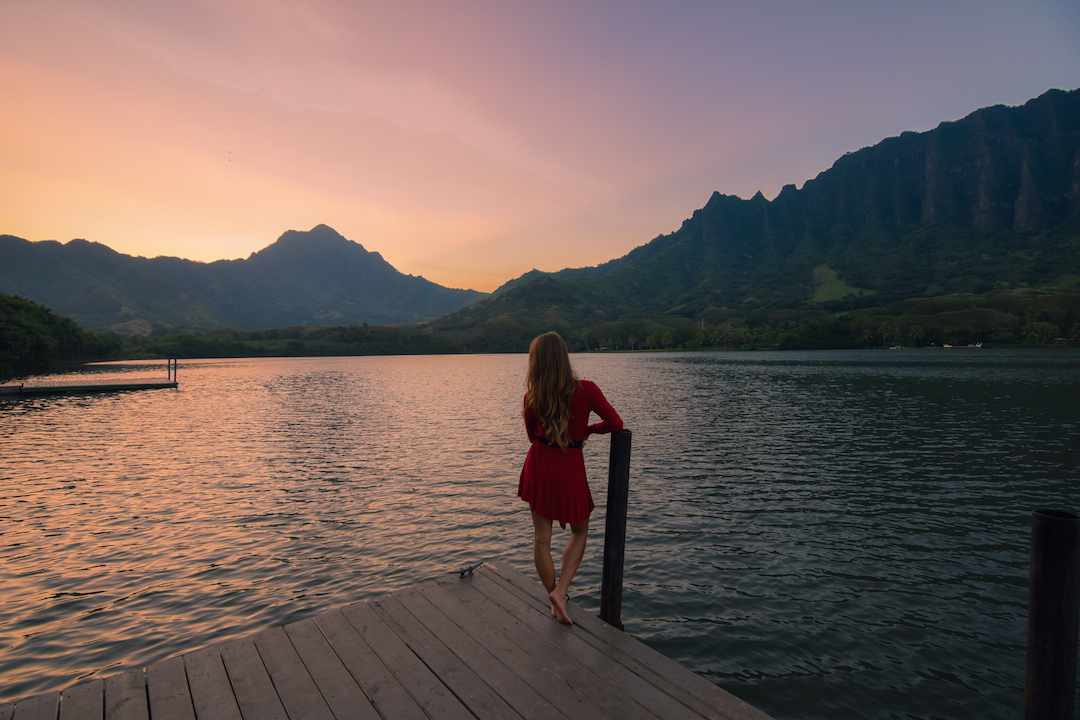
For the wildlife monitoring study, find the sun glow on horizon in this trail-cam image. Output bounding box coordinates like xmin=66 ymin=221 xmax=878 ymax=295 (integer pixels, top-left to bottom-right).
xmin=1 ymin=1 xmax=1076 ymax=292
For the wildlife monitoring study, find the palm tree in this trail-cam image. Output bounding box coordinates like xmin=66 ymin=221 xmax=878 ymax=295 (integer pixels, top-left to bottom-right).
xmin=878 ymin=322 xmax=891 ymax=348
xmin=908 ymin=325 xmax=925 ymax=346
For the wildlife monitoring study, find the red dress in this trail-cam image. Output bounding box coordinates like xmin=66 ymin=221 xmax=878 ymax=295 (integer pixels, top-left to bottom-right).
xmin=518 ymin=380 xmax=623 ymax=527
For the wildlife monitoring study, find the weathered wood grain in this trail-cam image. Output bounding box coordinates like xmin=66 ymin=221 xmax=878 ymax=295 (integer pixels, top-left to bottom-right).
xmin=146 ymin=656 xmax=195 ymax=720
xmin=182 ymin=646 xmax=243 ymax=720
xmin=219 ymin=636 xmax=288 ymax=720
xmin=443 ymin=574 xmax=669 ymax=720
xmin=58 ymin=680 xmax=102 ymax=720
xmin=11 ymin=692 xmax=58 ymax=720
xmin=251 ymin=626 xmax=334 ymax=720
xmin=314 ymin=608 xmax=428 ymax=720
xmin=414 ymin=581 xmax=607 ymax=720
xmin=480 ymin=563 xmax=775 ymax=720
xmin=104 ymin=670 xmax=148 ymax=720
xmin=338 ymin=601 xmax=474 ymax=720
xmin=463 ymin=569 xmax=722 ymax=720
xmin=370 ymin=591 xmax=522 ymax=720
xmin=282 ymin=617 xmax=380 ymax=720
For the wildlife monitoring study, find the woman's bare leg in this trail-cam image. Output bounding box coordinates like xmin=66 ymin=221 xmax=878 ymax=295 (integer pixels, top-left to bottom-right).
xmin=530 ymin=510 xmax=556 ymax=614
xmin=549 ymin=519 xmax=589 ymax=625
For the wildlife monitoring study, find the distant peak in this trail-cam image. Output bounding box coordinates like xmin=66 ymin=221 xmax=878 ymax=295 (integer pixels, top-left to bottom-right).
xmin=309 ymin=223 xmax=342 ymax=237
xmin=278 ymin=224 xmax=345 ymax=241
xmin=270 ymin=224 xmax=362 ymax=249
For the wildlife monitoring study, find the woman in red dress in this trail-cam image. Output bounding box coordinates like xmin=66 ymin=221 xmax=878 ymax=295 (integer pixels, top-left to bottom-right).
xmin=518 ymin=332 xmax=623 ymax=624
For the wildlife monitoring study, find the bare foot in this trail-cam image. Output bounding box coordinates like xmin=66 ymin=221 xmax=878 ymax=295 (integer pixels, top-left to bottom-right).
xmin=549 ymin=589 xmax=573 ymax=624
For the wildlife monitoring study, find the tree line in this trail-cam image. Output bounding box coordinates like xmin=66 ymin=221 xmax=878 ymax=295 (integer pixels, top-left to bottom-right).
xmin=0 ymin=294 xmax=121 ymax=381
xmin=3 ymin=288 xmax=1077 ymax=383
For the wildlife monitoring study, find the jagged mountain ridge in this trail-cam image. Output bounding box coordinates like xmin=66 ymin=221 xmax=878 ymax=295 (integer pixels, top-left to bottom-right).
xmin=0 ymin=224 xmax=486 ymax=333
xmin=470 ymin=87 xmax=1080 ymax=326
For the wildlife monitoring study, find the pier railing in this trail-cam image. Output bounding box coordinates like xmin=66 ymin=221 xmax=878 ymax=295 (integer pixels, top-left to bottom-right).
xmin=600 ymin=429 xmax=632 ymax=630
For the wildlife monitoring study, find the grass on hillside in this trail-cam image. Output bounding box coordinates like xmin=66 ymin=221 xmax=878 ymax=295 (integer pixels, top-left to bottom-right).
xmin=811 ymin=264 xmax=877 ymax=303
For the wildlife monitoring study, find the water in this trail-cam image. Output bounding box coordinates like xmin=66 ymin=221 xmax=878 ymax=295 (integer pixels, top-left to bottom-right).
xmin=2 ymin=350 xmax=1078 ymax=719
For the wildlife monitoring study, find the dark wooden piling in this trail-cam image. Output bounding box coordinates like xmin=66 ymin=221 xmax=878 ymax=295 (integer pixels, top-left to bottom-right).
xmin=1025 ymin=508 xmax=1080 ymax=720
xmin=600 ymin=429 xmax=632 ymax=630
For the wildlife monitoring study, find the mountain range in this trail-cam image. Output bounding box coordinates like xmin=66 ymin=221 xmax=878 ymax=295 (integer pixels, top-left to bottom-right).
xmin=439 ymin=87 xmax=1079 ymax=332
xmin=0 ymin=225 xmax=485 ymax=333
xmin=2 ymin=87 xmax=1078 ymax=338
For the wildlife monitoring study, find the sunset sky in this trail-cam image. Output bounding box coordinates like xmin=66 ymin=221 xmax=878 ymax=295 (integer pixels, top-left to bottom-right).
xmin=1 ymin=1 xmax=1077 ymax=292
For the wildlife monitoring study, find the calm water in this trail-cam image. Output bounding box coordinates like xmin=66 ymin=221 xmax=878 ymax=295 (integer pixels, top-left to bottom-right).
xmin=2 ymin=350 xmax=1079 ymax=719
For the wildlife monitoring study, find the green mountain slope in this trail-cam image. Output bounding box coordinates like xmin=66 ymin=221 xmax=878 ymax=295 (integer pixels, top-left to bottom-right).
xmin=452 ymin=88 xmax=1080 ymax=330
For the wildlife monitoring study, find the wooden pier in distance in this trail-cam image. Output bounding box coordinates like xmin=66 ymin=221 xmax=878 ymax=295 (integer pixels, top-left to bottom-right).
xmin=1 ymin=360 xmax=179 ymax=398
xmin=0 ymin=562 xmax=773 ymax=720
xmin=0 ymin=379 xmax=178 ymax=397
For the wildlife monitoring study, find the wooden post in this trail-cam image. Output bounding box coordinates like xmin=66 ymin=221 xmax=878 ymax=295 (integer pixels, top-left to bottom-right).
xmin=1025 ymin=508 xmax=1080 ymax=720
xmin=600 ymin=430 xmax=632 ymax=630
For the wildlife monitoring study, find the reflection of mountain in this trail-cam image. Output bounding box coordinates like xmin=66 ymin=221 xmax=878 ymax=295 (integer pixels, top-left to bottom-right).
xmin=0 ymin=225 xmax=486 ymax=333
xmin=455 ymin=87 xmax=1080 ymax=328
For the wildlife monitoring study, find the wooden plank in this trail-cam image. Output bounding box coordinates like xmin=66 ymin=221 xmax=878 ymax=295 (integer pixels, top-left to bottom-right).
xmin=395 ymin=584 xmax=585 ymax=720
xmin=0 ymin=703 xmax=13 ymax=720
xmin=440 ymin=576 xmax=665 ymax=720
xmin=413 ymin=581 xmax=613 ymax=720
xmin=451 ymin=571 xmax=715 ymax=720
xmin=219 ymin=636 xmax=288 ymax=720
xmin=182 ymin=646 xmax=243 ymax=720
xmin=59 ymin=680 xmax=102 ymax=720
xmin=146 ymin=656 xmax=195 ymax=720
xmin=479 ymin=564 xmax=775 ymax=720
xmin=338 ymin=601 xmax=474 ymax=720
xmin=283 ymin=618 xmax=381 ymax=720
xmin=251 ymin=626 xmax=335 ymax=720
xmin=313 ymin=608 xmax=428 ymax=720
xmin=370 ymin=591 xmax=524 ymax=720
xmin=12 ymin=692 xmax=59 ymax=720
xmin=104 ymin=670 xmax=148 ymax=720
xmin=466 ymin=568 xmax=712 ymax=720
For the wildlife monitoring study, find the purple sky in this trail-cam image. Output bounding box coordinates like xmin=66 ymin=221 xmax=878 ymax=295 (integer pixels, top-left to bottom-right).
xmin=1 ymin=0 xmax=1077 ymax=291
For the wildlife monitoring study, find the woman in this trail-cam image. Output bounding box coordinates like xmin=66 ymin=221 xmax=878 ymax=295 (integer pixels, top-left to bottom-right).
xmin=518 ymin=332 xmax=623 ymax=624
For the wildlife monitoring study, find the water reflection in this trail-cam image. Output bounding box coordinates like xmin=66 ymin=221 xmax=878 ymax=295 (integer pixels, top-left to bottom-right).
xmin=1 ymin=350 xmax=1078 ymax=720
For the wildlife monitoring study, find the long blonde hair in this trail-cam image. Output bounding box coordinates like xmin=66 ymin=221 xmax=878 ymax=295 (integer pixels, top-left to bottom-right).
xmin=524 ymin=332 xmax=579 ymax=451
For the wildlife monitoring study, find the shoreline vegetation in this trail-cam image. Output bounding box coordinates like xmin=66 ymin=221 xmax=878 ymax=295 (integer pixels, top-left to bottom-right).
xmin=3 ymin=287 xmax=1078 ymax=383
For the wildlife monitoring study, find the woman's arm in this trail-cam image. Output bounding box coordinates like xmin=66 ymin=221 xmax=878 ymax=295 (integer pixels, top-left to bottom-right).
xmin=585 ymin=383 xmax=623 ymax=436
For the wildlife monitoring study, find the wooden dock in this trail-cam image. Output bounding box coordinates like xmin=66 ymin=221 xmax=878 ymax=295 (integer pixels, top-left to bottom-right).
xmin=0 ymin=562 xmax=773 ymax=720
xmin=0 ymin=379 xmax=177 ymax=397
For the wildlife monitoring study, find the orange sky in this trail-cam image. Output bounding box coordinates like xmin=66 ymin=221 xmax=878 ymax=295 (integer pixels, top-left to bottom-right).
xmin=1 ymin=1 xmax=1077 ymax=292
